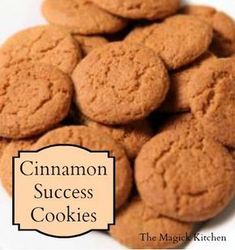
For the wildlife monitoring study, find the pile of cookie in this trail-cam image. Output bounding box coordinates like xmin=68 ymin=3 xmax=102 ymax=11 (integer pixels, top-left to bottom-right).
xmin=0 ymin=0 xmax=235 ymax=248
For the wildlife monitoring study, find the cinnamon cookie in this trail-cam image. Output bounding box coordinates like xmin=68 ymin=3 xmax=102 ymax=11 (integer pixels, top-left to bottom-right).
xmin=72 ymin=42 xmax=169 ymax=125
xmin=0 ymin=25 xmax=81 ymax=74
xmin=181 ymin=5 xmax=235 ymax=57
xmin=125 ymin=15 xmax=213 ymax=69
xmin=0 ymin=139 xmax=36 ymax=195
xmin=110 ymin=197 xmax=193 ymax=249
xmin=0 ymin=62 xmax=73 ymax=139
xmin=84 ymin=118 xmax=153 ymax=159
xmin=33 ymin=126 xmax=132 ymax=209
xmin=135 ymin=130 xmax=235 ymax=222
xmin=73 ymin=35 xmax=108 ymax=57
xmin=160 ymin=52 xmax=217 ymax=112
xmin=91 ymin=0 xmax=180 ymax=20
xmin=189 ymin=58 xmax=235 ymax=147
xmin=42 ymin=0 xmax=127 ymax=35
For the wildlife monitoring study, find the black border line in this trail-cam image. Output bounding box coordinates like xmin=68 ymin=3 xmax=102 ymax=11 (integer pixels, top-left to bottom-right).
xmin=12 ymin=144 xmax=116 ymax=239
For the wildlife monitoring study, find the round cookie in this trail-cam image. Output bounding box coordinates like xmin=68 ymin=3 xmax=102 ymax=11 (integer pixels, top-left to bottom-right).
xmin=0 ymin=25 xmax=81 ymax=74
xmin=0 ymin=139 xmax=36 ymax=196
xmin=84 ymin=118 xmax=153 ymax=159
xmin=42 ymin=0 xmax=127 ymax=35
xmin=33 ymin=126 xmax=132 ymax=209
xmin=72 ymin=42 xmax=169 ymax=125
xmin=181 ymin=5 xmax=235 ymax=57
xmin=160 ymin=52 xmax=217 ymax=112
xmin=135 ymin=130 xmax=235 ymax=222
xmin=110 ymin=197 xmax=193 ymax=249
xmin=91 ymin=0 xmax=180 ymax=20
xmin=189 ymin=58 xmax=235 ymax=147
xmin=73 ymin=35 xmax=109 ymax=57
xmin=0 ymin=62 xmax=73 ymax=139
xmin=125 ymin=15 xmax=213 ymax=70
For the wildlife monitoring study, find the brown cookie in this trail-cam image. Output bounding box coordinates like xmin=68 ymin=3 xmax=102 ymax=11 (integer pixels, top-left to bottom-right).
xmin=0 ymin=25 xmax=81 ymax=74
xmin=110 ymin=197 xmax=193 ymax=249
xmin=72 ymin=42 xmax=169 ymax=125
xmin=84 ymin=118 xmax=153 ymax=159
xmin=91 ymin=0 xmax=180 ymax=20
xmin=189 ymin=58 xmax=235 ymax=147
xmin=42 ymin=0 xmax=127 ymax=35
xmin=0 ymin=139 xmax=36 ymax=195
xmin=160 ymin=52 xmax=217 ymax=113
xmin=73 ymin=35 xmax=108 ymax=57
xmin=125 ymin=15 xmax=213 ymax=70
xmin=0 ymin=62 xmax=73 ymax=139
xmin=33 ymin=126 xmax=132 ymax=209
xmin=135 ymin=130 xmax=235 ymax=222
xmin=181 ymin=5 xmax=235 ymax=57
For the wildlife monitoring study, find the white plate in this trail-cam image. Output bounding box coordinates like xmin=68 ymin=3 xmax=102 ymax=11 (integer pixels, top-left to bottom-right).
xmin=0 ymin=0 xmax=234 ymax=249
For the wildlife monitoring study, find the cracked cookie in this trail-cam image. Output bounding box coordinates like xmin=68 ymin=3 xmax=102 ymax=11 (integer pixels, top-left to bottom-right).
xmin=125 ymin=15 xmax=213 ymax=70
xmin=110 ymin=197 xmax=193 ymax=249
xmin=181 ymin=5 xmax=235 ymax=57
xmin=135 ymin=130 xmax=235 ymax=222
xmin=189 ymin=58 xmax=235 ymax=147
xmin=73 ymin=35 xmax=109 ymax=57
xmin=91 ymin=0 xmax=180 ymax=20
xmin=33 ymin=126 xmax=133 ymax=209
xmin=0 ymin=139 xmax=36 ymax=195
xmin=42 ymin=0 xmax=127 ymax=35
xmin=0 ymin=62 xmax=73 ymax=139
xmin=0 ymin=25 xmax=81 ymax=74
xmin=72 ymin=42 xmax=169 ymax=125
xmin=160 ymin=52 xmax=217 ymax=113
xmin=84 ymin=118 xmax=153 ymax=159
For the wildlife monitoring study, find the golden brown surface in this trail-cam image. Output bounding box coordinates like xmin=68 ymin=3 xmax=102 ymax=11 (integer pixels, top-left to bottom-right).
xmin=0 ymin=25 xmax=81 ymax=74
xmin=126 ymin=15 xmax=213 ymax=70
xmin=135 ymin=130 xmax=235 ymax=222
xmin=73 ymin=42 xmax=169 ymax=125
xmin=42 ymin=0 xmax=127 ymax=35
xmin=91 ymin=0 xmax=180 ymax=20
xmin=0 ymin=62 xmax=73 ymax=139
xmin=189 ymin=58 xmax=235 ymax=147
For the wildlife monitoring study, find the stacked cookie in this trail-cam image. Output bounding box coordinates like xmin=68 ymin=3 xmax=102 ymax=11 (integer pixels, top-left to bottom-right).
xmin=0 ymin=0 xmax=235 ymax=249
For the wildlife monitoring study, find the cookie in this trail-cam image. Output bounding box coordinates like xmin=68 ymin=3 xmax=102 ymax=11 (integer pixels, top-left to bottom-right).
xmin=91 ymin=0 xmax=180 ymax=20
xmin=135 ymin=130 xmax=235 ymax=222
xmin=189 ymin=58 xmax=235 ymax=147
xmin=42 ymin=0 xmax=127 ymax=35
xmin=0 ymin=139 xmax=36 ymax=195
xmin=84 ymin=118 xmax=153 ymax=159
xmin=160 ymin=52 xmax=217 ymax=112
xmin=125 ymin=15 xmax=213 ymax=70
xmin=0 ymin=62 xmax=73 ymax=139
xmin=0 ymin=25 xmax=81 ymax=74
xmin=110 ymin=197 xmax=193 ymax=249
xmin=73 ymin=35 xmax=108 ymax=57
xmin=181 ymin=5 xmax=235 ymax=57
xmin=72 ymin=42 xmax=169 ymax=125
xmin=33 ymin=126 xmax=132 ymax=209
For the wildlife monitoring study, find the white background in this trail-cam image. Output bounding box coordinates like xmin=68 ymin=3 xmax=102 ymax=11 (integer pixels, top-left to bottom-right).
xmin=0 ymin=0 xmax=234 ymax=249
